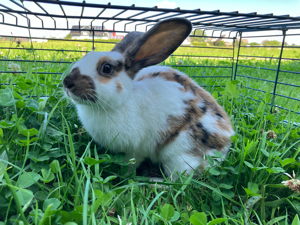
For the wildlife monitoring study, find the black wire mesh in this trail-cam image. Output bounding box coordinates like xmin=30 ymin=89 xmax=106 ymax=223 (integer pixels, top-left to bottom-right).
xmin=0 ymin=0 xmax=300 ymax=117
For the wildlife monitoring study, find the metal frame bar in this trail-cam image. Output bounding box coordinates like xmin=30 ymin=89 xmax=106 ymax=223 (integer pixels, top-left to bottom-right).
xmin=0 ymin=1 xmax=299 ymax=31
xmin=20 ymin=0 xmax=300 ymax=21
xmin=270 ymin=30 xmax=287 ymax=112
xmin=234 ymin=32 xmax=242 ymax=80
xmin=231 ymin=35 xmax=236 ymax=80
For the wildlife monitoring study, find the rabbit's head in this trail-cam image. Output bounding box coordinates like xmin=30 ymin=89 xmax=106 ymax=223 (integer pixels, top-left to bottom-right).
xmin=63 ymin=18 xmax=192 ymax=108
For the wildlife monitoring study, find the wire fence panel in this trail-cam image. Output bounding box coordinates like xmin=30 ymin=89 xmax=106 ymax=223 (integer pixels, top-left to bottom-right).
xmin=0 ymin=0 xmax=299 ymax=116
xmin=235 ymin=30 xmax=300 ymax=115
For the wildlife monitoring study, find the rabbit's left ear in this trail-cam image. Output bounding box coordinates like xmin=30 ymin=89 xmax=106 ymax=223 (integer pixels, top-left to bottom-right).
xmin=111 ymin=32 xmax=144 ymax=54
xmin=124 ymin=18 xmax=192 ymax=78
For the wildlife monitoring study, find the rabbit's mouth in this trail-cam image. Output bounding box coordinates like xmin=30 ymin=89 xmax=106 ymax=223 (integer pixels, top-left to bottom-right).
xmin=64 ymin=87 xmax=97 ymax=104
xmin=63 ymin=67 xmax=97 ymax=103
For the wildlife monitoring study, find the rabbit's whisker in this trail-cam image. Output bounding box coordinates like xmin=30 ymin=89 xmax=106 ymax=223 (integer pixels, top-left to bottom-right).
xmin=87 ymin=93 xmax=113 ymax=130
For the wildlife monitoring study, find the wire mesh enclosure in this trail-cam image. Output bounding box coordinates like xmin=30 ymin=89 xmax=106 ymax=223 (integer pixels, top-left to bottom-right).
xmin=1 ymin=0 xmax=300 ymax=117
xmin=2 ymin=1 xmax=300 ymax=223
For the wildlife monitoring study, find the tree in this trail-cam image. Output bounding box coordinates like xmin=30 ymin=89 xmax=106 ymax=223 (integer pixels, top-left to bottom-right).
xmin=249 ymin=42 xmax=260 ymax=46
xmin=64 ymin=33 xmax=72 ymax=39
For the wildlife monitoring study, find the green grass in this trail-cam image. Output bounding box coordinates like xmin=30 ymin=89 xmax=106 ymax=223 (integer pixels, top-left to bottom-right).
xmin=0 ymin=39 xmax=300 ymax=224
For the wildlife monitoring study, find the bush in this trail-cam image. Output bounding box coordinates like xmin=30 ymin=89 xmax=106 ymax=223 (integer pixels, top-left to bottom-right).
xmin=64 ymin=33 xmax=72 ymax=39
xmin=191 ymin=41 xmax=208 ymax=46
xmin=249 ymin=42 xmax=260 ymax=46
xmin=262 ymin=40 xmax=280 ymax=46
xmin=215 ymin=40 xmax=226 ymax=46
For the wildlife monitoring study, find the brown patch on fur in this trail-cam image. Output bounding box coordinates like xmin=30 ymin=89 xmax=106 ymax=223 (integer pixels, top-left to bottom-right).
xmin=137 ymin=75 xmax=148 ymax=82
xmin=153 ymin=69 xmax=233 ymax=157
xmin=63 ymin=67 xmax=96 ymax=101
xmin=116 ymin=81 xmax=123 ymax=93
xmin=217 ymin=118 xmax=233 ymax=132
xmin=98 ymin=76 xmax=112 ymax=84
xmin=157 ymin=98 xmax=207 ymax=154
xmin=96 ymin=56 xmax=124 ymax=83
xmin=136 ymin=70 xmax=229 ymax=124
xmin=190 ymin=123 xmax=231 ymax=153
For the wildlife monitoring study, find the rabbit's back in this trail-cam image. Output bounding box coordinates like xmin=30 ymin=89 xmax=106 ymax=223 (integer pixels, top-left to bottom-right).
xmin=134 ymin=66 xmax=234 ymax=170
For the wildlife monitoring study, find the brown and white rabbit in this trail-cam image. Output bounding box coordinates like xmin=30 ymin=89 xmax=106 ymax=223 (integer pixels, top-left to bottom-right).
xmin=63 ymin=18 xmax=234 ymax=179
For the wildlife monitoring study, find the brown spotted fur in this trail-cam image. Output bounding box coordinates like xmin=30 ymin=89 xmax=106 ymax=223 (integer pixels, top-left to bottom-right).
xmin=138 ymin=69 xmax=232 ymax=157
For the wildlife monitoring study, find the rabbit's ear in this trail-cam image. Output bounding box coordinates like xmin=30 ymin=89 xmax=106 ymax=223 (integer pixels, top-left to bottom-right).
xmin=124 ymin=18 xmax=192 ymax=78
xmin=111 ymin=32 xmax=144 ymax=54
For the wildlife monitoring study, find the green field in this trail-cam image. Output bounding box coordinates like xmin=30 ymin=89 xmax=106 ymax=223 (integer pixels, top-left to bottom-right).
xmin=0 ymin=39 xmax=300 ymax=224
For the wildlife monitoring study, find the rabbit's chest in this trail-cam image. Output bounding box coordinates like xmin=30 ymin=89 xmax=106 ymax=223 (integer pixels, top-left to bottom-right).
xmin=76 ymin=104 xmax=164 ymax=153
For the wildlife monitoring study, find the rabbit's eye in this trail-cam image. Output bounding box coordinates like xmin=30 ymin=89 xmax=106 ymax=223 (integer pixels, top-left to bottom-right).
xmin=102 ymin=64 xmax=112 ymax=73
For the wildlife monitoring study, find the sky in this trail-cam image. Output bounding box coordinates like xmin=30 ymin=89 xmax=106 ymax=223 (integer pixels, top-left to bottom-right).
xmin=1 ymin=0 xmax=300 ymax=44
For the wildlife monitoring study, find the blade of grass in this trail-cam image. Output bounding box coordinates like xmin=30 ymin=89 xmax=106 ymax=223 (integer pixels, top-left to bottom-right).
xmin=62 ymin=114 xmax=78 ymax=185
xmin=83 ymin=179 xmax=90 ymax=225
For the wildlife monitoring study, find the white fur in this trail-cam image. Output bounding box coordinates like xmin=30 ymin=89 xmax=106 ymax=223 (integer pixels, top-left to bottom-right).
xmin=74 ymin=57 xmax=195 ymax=166
xmin=198 ymin=100 xmax=206 ymax=109
xmin=158 ymin=131 xmax=206 ymax=179
xmin=200 ymin=109 xmax=234 ymax=138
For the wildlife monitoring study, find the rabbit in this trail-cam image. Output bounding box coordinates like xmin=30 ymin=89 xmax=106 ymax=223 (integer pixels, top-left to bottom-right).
xmin=63 ymin=18 xmax=234 ymax=180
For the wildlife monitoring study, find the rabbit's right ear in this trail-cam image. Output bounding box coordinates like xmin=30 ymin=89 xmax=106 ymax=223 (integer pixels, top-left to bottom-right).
xmin=123 ymin=18 xmax=192 ymax=78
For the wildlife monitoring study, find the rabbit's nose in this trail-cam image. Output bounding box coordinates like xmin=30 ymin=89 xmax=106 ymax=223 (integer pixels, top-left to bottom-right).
xmin=63 ymin=76 xmax=75 ymax=89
